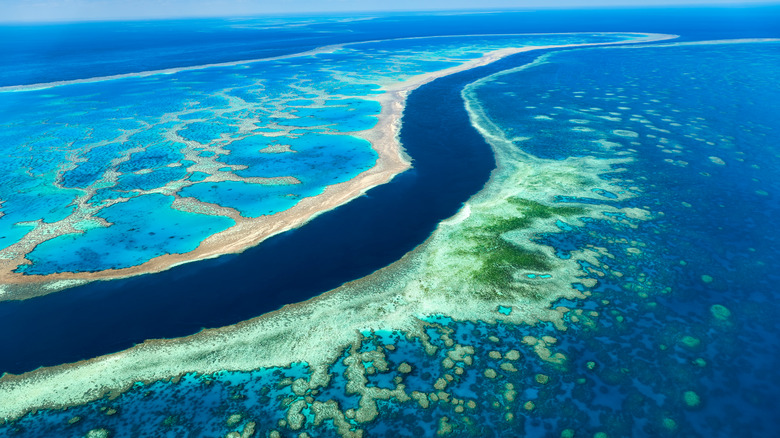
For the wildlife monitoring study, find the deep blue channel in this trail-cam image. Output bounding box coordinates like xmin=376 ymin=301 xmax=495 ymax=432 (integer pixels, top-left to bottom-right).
xmin=0 ymin=49 xmax=558 ymax=375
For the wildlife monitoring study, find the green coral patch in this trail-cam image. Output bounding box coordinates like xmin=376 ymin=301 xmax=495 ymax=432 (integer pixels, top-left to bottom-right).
xmin=457 ymin=198 xmax=585 ymax=299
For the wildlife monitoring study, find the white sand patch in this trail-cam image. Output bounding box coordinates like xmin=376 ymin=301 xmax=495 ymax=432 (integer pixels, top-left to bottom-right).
xmin=440 ymin=204 xmax=472 ymax=226
xmin=43 ymin=280 xmax=88 ymax=291
xmin=612 ymin=130 xmax=639 ymax=138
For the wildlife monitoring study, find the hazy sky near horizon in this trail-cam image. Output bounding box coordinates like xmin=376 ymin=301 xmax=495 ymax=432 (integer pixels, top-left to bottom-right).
xmin=2 ymin=0 xmax=779 ymax=22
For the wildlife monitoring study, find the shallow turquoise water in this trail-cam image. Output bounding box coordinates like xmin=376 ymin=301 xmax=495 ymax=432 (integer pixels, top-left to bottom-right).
xmin=180 ymin=181 xmax=304 ymax=218
xmin=22 ymin=194 xmax=236 ymax=273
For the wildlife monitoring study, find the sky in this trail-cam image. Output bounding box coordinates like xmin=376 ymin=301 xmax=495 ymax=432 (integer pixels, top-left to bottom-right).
xmin=2 ymin=0 xmax=779 ymax=22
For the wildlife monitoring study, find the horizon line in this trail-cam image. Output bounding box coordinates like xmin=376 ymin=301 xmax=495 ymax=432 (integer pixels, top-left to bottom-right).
xmin=2 ymin=2 xmax=779 ymax=25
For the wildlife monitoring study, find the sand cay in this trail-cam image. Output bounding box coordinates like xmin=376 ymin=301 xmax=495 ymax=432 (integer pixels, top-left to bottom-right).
xmin=0 ymin=32 xmax=676 ymax=301
xmin=0 ymin=33 xmax=680 ymax=421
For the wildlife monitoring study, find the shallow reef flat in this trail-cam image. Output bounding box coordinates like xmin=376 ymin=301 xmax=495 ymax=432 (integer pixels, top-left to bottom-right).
xmin=0 ymin=32 xmax=670 ymax=299
xmin=9 ymin=35 xmax=780 ymax=437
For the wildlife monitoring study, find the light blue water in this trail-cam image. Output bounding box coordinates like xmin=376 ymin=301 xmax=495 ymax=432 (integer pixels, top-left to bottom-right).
xmin=22 ymin=194 xmax=236 ymax=273
xmin=180 ymin=181 xmax=304 ymax=218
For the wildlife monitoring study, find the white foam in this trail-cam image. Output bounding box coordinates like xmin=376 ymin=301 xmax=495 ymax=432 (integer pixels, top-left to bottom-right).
xmin=440 ymin=204 xmax=472 ymax=226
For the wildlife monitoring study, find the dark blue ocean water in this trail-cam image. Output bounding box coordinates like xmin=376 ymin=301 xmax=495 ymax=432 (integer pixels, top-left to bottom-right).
xmin=461 ymin=39 xmax=780 ymax=436
xmin=2 ymin=7 xmax=779 ymax=87
xmin=1 ymin=7 xmax=779 ymax=437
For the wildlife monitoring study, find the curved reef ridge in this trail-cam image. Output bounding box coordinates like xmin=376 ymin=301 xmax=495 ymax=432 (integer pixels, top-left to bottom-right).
xmin=0 ymin=32 xmax=674 ymax=301
xmin=0 ymin=34 xmax=701 ymax=422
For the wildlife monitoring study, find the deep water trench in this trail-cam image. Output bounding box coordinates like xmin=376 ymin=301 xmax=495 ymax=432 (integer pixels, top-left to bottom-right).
xmin=0 ymin=49 xmax=557 ymax=375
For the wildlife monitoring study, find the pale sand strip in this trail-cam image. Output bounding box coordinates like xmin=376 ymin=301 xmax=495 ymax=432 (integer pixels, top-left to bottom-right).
xmin=0 ymin=32 xmax=668 ymax=93
xmin=613 ymin=37 xmax=780 ymax=48
xmin=0 ymin=45 xmax=345 ymax=93
xmin=0 ymin=33 xmax=678 ymax=420
xmin=0 ymin=32 xmax=676 ymax=300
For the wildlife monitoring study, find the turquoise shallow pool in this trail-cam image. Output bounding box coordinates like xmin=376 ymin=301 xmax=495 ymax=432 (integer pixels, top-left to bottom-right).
xmin=21 ymin=194 xmax=236 ymax=274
